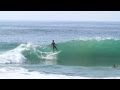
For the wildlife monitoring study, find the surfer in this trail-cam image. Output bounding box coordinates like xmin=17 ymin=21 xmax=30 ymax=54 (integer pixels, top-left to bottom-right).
xmin=51 ymin=40 xmax=58 ymax=52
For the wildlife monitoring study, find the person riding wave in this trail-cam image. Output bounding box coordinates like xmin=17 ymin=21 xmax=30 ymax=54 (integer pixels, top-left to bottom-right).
xmin=51 ymin=40 xmax=58 ymax=52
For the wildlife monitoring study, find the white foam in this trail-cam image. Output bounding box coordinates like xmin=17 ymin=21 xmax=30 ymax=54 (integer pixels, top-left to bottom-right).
xmin=0 ymin=66 xmax=120 ymax=79
xmin=0 ymin=66 xmax=91 ymax=79
xmin=0 ymin=42 xmax=60 ymax=64
xmin=40 ymin=51 xmax=60 ymax=60
xmin=0 ymin=43 xmax=34 ymax=64
xmin=35 ymin=48 xmax=61 ymax=60
xmin=78 ymin=37 xmax=119 ymax=41
xmin=35 ymin=51 xmax=61 ymax=65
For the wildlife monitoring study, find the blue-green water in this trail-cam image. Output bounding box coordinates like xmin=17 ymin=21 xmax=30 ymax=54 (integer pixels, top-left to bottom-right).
xmin=0 ymin=21 xmax=120 ymax=79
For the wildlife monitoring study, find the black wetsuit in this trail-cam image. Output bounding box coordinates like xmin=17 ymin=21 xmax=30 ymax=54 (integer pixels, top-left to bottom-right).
xmin=52 ymin=42 xmax=58 ymax=51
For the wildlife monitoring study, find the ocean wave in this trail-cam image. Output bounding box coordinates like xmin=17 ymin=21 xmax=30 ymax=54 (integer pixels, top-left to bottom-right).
xmin=0 ymin=43 xmax=59 ymax=64
xmin=0 ymin=39 xmax=120 ymax=66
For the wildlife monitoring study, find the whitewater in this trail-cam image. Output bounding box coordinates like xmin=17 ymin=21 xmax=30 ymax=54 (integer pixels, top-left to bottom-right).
xmin=0 ymin=21 xmax=120 ymax=79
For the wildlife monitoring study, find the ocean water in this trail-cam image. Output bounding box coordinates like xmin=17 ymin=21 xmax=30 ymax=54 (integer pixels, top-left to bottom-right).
xmin=0 ymin=21 xmax=120 ymax=79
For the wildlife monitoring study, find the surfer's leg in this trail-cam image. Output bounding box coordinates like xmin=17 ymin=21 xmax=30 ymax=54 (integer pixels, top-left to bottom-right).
xmin=54 ymin=46 xmax=58 ymax=51
xmin=53 ymin=47 xmax=54 ymax=52
xmin=56 ymin=47 xmax=58 ymax=51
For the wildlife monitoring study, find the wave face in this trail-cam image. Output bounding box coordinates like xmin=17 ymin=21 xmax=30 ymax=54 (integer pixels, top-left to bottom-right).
xmin=0 ymin=39 xmax=120 ymax=66
xmin=57 ymin=39 xmax=120 ymax=66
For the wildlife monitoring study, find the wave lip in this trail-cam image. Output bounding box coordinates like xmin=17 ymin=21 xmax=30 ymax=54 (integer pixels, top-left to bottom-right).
xmin=0 ymin=43 xmax=30 ymax=64
xmin=78 ymin=37 xmax=119 ymax=41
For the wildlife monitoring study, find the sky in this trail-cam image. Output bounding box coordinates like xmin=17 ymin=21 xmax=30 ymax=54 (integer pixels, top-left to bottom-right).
xmin=0 ymin=11 xmax=120 ymax=22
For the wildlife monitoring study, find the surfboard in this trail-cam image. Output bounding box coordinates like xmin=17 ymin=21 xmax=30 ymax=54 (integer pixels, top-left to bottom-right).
xmin=40 ymin=50 xmax=61 ymax=57
xmin=40 ymin=51 xmax=61 ymax=60
xmin=48 ymin=51 xmax=61 ymax=56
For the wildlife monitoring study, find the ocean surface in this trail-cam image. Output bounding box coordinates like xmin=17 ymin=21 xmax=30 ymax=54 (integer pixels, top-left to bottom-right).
xmin=0 ymin=21 xmax=120 ymax=79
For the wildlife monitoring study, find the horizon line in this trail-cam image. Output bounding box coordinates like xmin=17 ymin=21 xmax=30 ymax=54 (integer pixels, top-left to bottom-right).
xmin=0 ymin=20 xmax=120 ymax=22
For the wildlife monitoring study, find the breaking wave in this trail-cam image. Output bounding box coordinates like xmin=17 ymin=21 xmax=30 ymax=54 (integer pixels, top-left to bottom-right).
xmin=1 ymin=38 xmax=120 ymax=66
